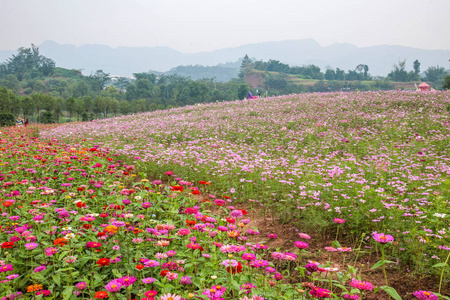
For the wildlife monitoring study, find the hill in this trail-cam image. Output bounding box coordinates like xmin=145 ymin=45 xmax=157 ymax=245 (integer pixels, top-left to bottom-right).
xmin=1 ymin=40 xmax=448 ymax=77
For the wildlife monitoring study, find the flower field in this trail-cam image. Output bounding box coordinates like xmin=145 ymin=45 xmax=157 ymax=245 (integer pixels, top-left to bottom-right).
xmin=1 ymin=91 xmax=449 ymax=299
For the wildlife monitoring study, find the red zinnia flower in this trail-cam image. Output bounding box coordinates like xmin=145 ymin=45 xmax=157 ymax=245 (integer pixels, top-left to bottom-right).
xmin=76 ymin=202 xmax=86 ymax=208
xmin=97 ymin=258 xmax=110 ymax=267
xmin=1 ymin=242 xmax=14 ymax=248
xmin=160 ymin=270 xmax=169 ymax=277
xmin=136 ymin=264 xmax=144 ymax=270
xmin=171 ymin=186 xmax=183 ymax=192
xmin=186 ymin=220 xmax=196 ymax=226
xmin=192 ymin=189 xmax=200 ymax=195
xmin=94 ymin=291 xmax=109 ymax=299
xmin=227 ymin=262 xmax=243 ymax=274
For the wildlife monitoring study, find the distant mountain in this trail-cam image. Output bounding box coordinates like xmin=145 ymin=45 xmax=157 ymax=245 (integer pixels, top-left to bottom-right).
xmin=1 ymin=40 xmax=449 ymax=77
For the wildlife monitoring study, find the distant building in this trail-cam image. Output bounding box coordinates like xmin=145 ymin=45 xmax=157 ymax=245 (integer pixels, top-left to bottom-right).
xmin=417 ymin=82 xmax=431 ymax=91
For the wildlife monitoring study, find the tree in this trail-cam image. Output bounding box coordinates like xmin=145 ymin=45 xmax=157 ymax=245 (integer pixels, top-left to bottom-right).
xmin=0 ymin=87 xmax=18 ymax=114
xmin=0 ymin=74 xmax=20 ymax=92
xmin=388 ymin=59 xmax=409 ymax=82
xmin=237 ymin=83 xmax=250 ymax=99
xmin=363 ymin=65 xmax=369 ymax=80
xmin=238 ymin=55 xmax=253 ymax=79
xmin=87 ymin=70 xmax=110 ymax=92
xmin=133 ymin=73 xmax=157 ymax=84
xmin=413 ymin=60 xmax=421 ymax=75
xmin=0 ymin=44 xmax=55 ymax=80
xmin=443 ymin=75 xmax=450 ymax=90
xmin=424 ymin=66 xmax=446 ymax=83
xmin=65 ymin=97 xmax=76 ymax=119
xmin=325 ymin=69 xmax=335 ymax=80
xmin=113 ymin=77 xmax=131 ymax=91
xmin=335 ymin=68 xmax=345 ymax=81
xmin=73 ymin=81 xmax=91 ymax=97
xmin=264 ymin=74 xmax=288 ymax=90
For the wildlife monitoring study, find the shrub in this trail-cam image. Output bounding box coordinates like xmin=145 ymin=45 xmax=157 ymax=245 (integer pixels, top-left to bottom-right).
xmin=0 ymin=113 xmax=16 ymax=127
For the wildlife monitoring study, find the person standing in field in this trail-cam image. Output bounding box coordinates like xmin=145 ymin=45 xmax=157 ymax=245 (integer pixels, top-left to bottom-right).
xmin=24 ymin=118 xmax=29 ymax=127
xmin=16 ymin=117 xmax=24 ymax=127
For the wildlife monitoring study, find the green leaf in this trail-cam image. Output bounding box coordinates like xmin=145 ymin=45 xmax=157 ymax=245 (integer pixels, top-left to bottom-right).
xmin=332 ymin=240 xmax=342 ymax=248
xmin=52 ymin=274 xmax=61 ymax=286
xmin=56 ymin=267 xmax=75 ymax=273
xmin=431 ymin=262 xmax=448 ymax=268
xmin=332 ymin=283 xmax=349 ymax=293
xmin=231 ymin=279 xmax=241 ymax=291
xmin=434 ymin=293 xmax=450 ymax=300
xmin=62 ymin=286 xmax=74 ymax=299
xmin=380 ymin=286 xmax=402 ymax=300
xmin=371 ymin=260 xmax=394 ymax=269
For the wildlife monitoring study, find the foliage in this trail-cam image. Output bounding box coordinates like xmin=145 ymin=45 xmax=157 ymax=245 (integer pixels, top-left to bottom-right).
xmin=424 ymin=66 xmax=447 ymax=86
xmin=0 ymin=44 xmax=55 ymax=80
xmin=443 ymin=75 xmax=450 ymax=90
xmin=0 ymin=112 xmax=15 ymax=126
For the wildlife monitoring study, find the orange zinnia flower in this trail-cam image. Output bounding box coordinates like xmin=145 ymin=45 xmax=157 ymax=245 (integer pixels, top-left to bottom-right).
xmin=104 ymin=226 xmax=118 ymax=234
xmin=227 ymin=230 xmax=240 ymax=238
xmin=53 ymin=238 xmax=68 ymax=247
xmin=27 ymin=284 xmax=43 ymax=292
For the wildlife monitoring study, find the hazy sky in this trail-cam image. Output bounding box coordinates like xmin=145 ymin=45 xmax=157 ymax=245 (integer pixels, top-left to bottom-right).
xmin=1 ymin=0 xmax=449 ymax=52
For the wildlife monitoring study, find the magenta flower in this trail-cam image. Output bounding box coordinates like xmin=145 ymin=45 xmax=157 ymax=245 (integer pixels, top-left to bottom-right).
xmin=118 ymin=275 xmax=136 ymax=287
xmin=343 ymin=294 xmax=360 ymax=300
xmin=34 ymin=266 xmax=46 ymax=273
xmin=413 ymin=290 xmax=438 ymax=300
xmin=240 ymin=282 xmax=257 ymax=294
xmin=333 ymin=218 xmax=345 ymax=224
xmin=203 ymin=285 xmax=226 ymax=299
xmin=349 ymin=278 xmax=373 ymax=291
xmin=24 ymin=243 xmax=39 ymax=250
xmin=294 ymin=241 xmax=309 ymax=249
xmin=105 ymin=279 xmax=123 ymax=292
xmin=75 ymin=282 xmax=87 ymax=290
xmin=309 ymin=286 xmax=332 ymax=298
xmin=373 ymin=233 xmax=394 ymax=244
xmin=267 ymin=233 xmax=278 ymax=239
xmin=180 ymin=276 xmax=192 ymax=285
xmin=142 ymin=277 xmax=156 ymax=284
xmin=142 ymin=202 xmax=152 ymax=208
xmin=44 ymin=247 xmax=58 ymax=256
xmin=242 ymin=253 xmax=256 ymax=261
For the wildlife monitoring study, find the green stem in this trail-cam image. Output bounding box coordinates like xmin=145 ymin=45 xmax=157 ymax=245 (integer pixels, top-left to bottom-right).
xmin=381 ymin=246 xmax=390 ymax=300
xmin=335 ymin=225 xmax=340 ymax=241
xmin=438 ymin=251 xmax=450 ymax=295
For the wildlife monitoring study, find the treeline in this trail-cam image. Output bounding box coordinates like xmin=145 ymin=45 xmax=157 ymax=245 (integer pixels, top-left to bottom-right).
xmin=0 ymin=46 xmax=256 ymax=124
xmin=240 ymin=55 xmax=449 ymax=87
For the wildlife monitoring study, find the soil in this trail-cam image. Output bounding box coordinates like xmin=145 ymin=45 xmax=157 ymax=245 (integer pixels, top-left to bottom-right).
xmin=224 ymin=202 xmax=449 ymax=299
